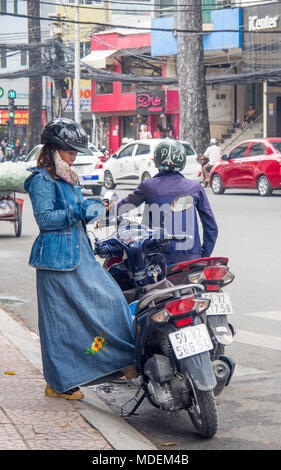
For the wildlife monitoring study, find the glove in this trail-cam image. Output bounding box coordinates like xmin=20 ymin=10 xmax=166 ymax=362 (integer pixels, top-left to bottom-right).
xmin=72 ymin=199 xmax=105 ymax=223
xmin=85 ymin=198 xmax=106 ymax=222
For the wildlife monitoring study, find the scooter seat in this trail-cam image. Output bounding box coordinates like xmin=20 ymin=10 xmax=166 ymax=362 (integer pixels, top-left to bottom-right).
xmin=134 ymin=283 xmax=204 ymax=315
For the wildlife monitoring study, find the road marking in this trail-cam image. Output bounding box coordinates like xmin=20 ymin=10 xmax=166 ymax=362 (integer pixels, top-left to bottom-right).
xmin=244 ymin=311 xmax=281 ymax=322
xmin=235 ymin=329 xmax=281 ymax=351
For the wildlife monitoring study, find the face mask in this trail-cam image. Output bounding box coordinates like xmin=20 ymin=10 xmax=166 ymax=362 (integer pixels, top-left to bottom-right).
xmin=53 ymin=150 xmax=79 ymax=186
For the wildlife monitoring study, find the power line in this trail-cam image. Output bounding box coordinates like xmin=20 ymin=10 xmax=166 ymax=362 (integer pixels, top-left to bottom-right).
xmin=20 ymin=0 xmax=281 ymax=13
xmin=2 ymin=9 xmax=281 ymax=34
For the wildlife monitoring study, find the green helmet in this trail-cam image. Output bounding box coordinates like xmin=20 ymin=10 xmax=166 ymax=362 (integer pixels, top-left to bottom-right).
xmin=154 ymin=139 xmax=186 ymax=172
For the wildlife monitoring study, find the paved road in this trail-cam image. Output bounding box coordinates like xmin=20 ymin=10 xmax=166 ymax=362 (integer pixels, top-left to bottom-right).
xmin=0 ymin=185 xmax=280 ymax=449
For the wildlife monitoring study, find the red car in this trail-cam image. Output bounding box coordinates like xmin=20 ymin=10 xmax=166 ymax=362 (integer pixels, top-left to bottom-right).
xmin=209 ymin=138 xmax=281 ymax=196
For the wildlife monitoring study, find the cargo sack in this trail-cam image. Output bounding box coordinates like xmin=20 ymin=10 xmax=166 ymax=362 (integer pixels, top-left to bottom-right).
xmin=0 ymin=161 xmax=29 ymax=193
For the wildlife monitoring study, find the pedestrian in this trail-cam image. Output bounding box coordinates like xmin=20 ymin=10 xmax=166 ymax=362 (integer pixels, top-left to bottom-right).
xmin=13 ymin=138 xmax=23 ymax=161
xmin=242 ymin=104 xmax=257 ymax=128
xmin=139 ymin=124 xmax=152 ymax=139
xmin=166 ymin=125 xmax=175 ymax=139
xmin=0 ymin=137 xmax=8 ymax=161
xmin=154 ymin=125 xmax=163 ymax=138
xmin=116 ymin=139 xmax=218 ymax=264
xmin=24 ymin=118 xmax=135 ymax=400
xmin=201 ymin=138 xmax=221 ymax=186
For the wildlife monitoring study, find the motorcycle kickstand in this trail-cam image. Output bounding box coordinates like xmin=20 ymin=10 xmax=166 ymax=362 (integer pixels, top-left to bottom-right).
xmin=120 ymin=390 xmax=147 ymax=417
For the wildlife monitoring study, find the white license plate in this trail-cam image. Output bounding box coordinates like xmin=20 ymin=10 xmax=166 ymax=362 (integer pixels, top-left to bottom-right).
xmin=203 ymin=293 xmax=233 ymax=316
xmin=169 ymin=323 xmax=213 ymax=360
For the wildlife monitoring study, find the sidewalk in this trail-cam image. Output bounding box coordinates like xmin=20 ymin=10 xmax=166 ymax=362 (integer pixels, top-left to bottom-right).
xmin=0 ymin=308 xmax=157 ymax=451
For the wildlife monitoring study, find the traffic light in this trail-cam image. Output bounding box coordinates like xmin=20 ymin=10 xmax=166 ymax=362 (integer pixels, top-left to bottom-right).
xmin=7 ymin=90 xmax=16 ymax=146
xmin=8 ymin=90 xmax=16 ymax=119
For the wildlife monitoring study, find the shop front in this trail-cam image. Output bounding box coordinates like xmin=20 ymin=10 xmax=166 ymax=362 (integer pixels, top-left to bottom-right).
xmin=90 ymin=31 xmax=182 ymax=153
xmin=242 ymin=3 xmax=281 ymax=137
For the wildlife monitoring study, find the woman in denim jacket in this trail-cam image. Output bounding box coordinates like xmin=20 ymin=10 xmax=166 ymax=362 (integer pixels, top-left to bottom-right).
xmin=24 ymin=118 xmax=135 ymax=399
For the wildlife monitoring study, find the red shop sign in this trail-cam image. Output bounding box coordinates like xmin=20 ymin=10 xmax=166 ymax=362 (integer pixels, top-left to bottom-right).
xmin=136 ymin=90 xmax=165 ymax=115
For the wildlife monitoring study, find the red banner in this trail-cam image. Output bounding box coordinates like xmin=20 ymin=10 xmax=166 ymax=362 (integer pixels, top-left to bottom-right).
xmin=0 ymin=109 xmax=46 ymax=125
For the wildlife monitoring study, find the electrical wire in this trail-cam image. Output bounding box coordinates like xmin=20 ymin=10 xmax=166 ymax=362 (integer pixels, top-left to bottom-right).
xmin=2 ymin=9 xmax=281 ymax=34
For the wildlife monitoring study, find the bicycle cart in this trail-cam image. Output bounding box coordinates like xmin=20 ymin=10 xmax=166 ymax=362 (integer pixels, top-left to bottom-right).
xmin=0 ymin=193 xmax=23 ymax=237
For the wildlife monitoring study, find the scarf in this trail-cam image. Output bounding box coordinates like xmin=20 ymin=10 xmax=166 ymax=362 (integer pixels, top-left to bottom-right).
xmin=53 ymin=151 xmax=79 ymax=186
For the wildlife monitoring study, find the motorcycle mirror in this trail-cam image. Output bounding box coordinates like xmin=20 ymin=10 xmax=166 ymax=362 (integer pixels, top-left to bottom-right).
xmin=171 ymin=195 xmax=194 ymax=213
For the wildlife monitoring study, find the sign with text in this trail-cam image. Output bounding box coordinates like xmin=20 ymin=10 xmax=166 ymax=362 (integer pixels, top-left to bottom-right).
xmin=0 ymin=109 xmax=46 ymax=125
xmin=136 ymin=90 xmax=165 ymax=115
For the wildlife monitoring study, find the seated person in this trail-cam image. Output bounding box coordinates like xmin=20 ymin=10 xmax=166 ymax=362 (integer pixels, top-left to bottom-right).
xmin=242 ymin=104 xmax=257 ymax=128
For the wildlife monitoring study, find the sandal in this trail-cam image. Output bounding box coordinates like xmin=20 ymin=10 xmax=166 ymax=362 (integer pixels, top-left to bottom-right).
xmin=111 ymin=375 xmax=127 ymax=384
xmin=45 ymin=385 xmax=84 ymax=400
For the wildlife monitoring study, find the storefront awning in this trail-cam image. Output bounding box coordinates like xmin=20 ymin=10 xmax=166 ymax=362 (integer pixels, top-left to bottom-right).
xmin=81 ymin=50 xmax=117 ymax=69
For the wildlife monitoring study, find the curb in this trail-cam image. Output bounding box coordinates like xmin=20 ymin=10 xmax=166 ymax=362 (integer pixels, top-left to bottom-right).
xmin=0 ymin=307 xmax=157 ymax=451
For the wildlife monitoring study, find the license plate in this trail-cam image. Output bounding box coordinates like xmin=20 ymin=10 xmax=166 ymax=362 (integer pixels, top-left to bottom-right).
xmin=203 ymin=293 xmax=233 ymax=316
xmin=82 ymin=175 xmax=99 ymax=181
xmin=169 ymin=323 xmax=213 ymax=360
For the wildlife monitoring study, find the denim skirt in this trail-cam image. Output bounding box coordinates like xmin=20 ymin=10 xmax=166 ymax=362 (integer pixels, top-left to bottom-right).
xmin=36 ymin=231 xmax=135 ymax=393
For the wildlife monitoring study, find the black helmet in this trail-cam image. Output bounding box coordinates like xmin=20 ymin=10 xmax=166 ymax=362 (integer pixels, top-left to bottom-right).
xmin=41 ymin=118 xmax=89 ymax=153
xmin=154 ymin=139 xmax=186 ymax=172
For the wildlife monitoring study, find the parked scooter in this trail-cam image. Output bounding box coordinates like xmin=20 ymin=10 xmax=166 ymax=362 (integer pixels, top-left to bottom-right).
xmin=166 ymin=257 xmax=236 ymax=360
xmin=94 ymin=196 xmax=235 ymax=439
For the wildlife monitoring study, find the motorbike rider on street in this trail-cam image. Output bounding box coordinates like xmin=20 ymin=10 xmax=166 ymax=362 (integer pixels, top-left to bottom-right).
xmin=201 ymin=138 xmax=221 ymax=187
xmin=115 ymin=139 xmax=218 ymax=264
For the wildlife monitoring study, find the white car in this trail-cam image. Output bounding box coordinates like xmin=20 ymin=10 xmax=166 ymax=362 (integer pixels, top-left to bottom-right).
xmin=103 ymin=139 xmax=203 ymax=189
xmin=25 ymin=143 xmax=105 ymax=195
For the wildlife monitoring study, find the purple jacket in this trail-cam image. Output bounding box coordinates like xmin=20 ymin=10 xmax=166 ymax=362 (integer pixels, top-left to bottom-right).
xmin=117 ymin=171 xmax=218 ymax=263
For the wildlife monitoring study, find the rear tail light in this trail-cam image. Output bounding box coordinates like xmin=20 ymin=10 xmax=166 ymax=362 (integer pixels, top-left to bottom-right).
xmin=188 ymin=265 xmax=234 ymax=287
xmin=151 ymin=296 xmax=210 ymax=325
xmin=204 ymin=266 xmax=227 ymax=280
xmin=95 ymin=162 xmax=103 ymax=169
xmin=99 ymin=156 xmax=107 ymax=163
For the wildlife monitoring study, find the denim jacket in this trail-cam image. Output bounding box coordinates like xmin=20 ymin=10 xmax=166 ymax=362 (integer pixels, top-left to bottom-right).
xmin=24 ymin=167 xmax=98 ymax=271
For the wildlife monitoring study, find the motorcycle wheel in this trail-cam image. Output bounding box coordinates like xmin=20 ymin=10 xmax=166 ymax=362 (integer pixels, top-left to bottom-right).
xmin=187 ymin=387 xmax=218 ymax=439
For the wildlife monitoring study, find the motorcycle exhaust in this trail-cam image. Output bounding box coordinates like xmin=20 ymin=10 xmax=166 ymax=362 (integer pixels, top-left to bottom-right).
xmin=212 ymin=356 xmax=235 ymax=397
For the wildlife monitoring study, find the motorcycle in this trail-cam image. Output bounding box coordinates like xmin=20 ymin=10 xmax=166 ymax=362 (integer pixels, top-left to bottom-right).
xmin=166 ymin=257 xmax=236 ymax=361
xmin=93 ymin=195 xmax=235 ymax=439
xmin=97 ymin=192 xmax=236 ymax=361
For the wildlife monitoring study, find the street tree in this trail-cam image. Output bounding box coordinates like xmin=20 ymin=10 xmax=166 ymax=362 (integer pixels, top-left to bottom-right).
xmin=177 ymin=0 xmax=210 ymax=156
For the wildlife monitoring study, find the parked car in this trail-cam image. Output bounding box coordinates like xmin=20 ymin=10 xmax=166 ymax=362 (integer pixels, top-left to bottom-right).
xmin=103 ymin=139 xmax=203 ymax=189
xmin=209 ymin=138 xmax=281 ymax=197
xmin=25 ymin=143 xmax=104 ymax=195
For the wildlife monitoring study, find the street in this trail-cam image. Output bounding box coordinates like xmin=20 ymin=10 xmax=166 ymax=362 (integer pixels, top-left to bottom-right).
xmin=0 ymin=185 xmax=281 ymax=449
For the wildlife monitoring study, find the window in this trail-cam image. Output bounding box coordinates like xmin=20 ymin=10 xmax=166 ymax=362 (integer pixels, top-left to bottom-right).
xmin=228 ymin=143 xmax=249 ymax=159
xmin=121 ymin=56 xmax=162 ymax=94
xmin=271 ymin=141 xmax=281 ymax=153
xmin=1 ymin=0 xmax=7 ymax=14
xmin=248 ymin=143 xmax=266 ymax=157
xmin=80 ymin=41 xmax=91 ymax=59
xmin=136 ymin=144 xmax=150 ymax=156
xmin=118 ymin=145 xmax=135 ymax=158
xmin=95 ymin=81 xmax=113 ymax=95
xmin=1 ymin=48 xmax=6 ymax=69
xmin=21 ymin=50 xmax=27 ymax=66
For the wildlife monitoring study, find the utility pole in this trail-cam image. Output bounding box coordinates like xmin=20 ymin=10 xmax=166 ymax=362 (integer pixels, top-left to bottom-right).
xmin=50 ymin=14 xmax=65 ymax=118
xmin=177 ymin=0 xmax=210 ymax=156
xmin=74 ymin=0 xmax=81 ymax=123
xmin=26 ymin=0 xmax=43 ymax=155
